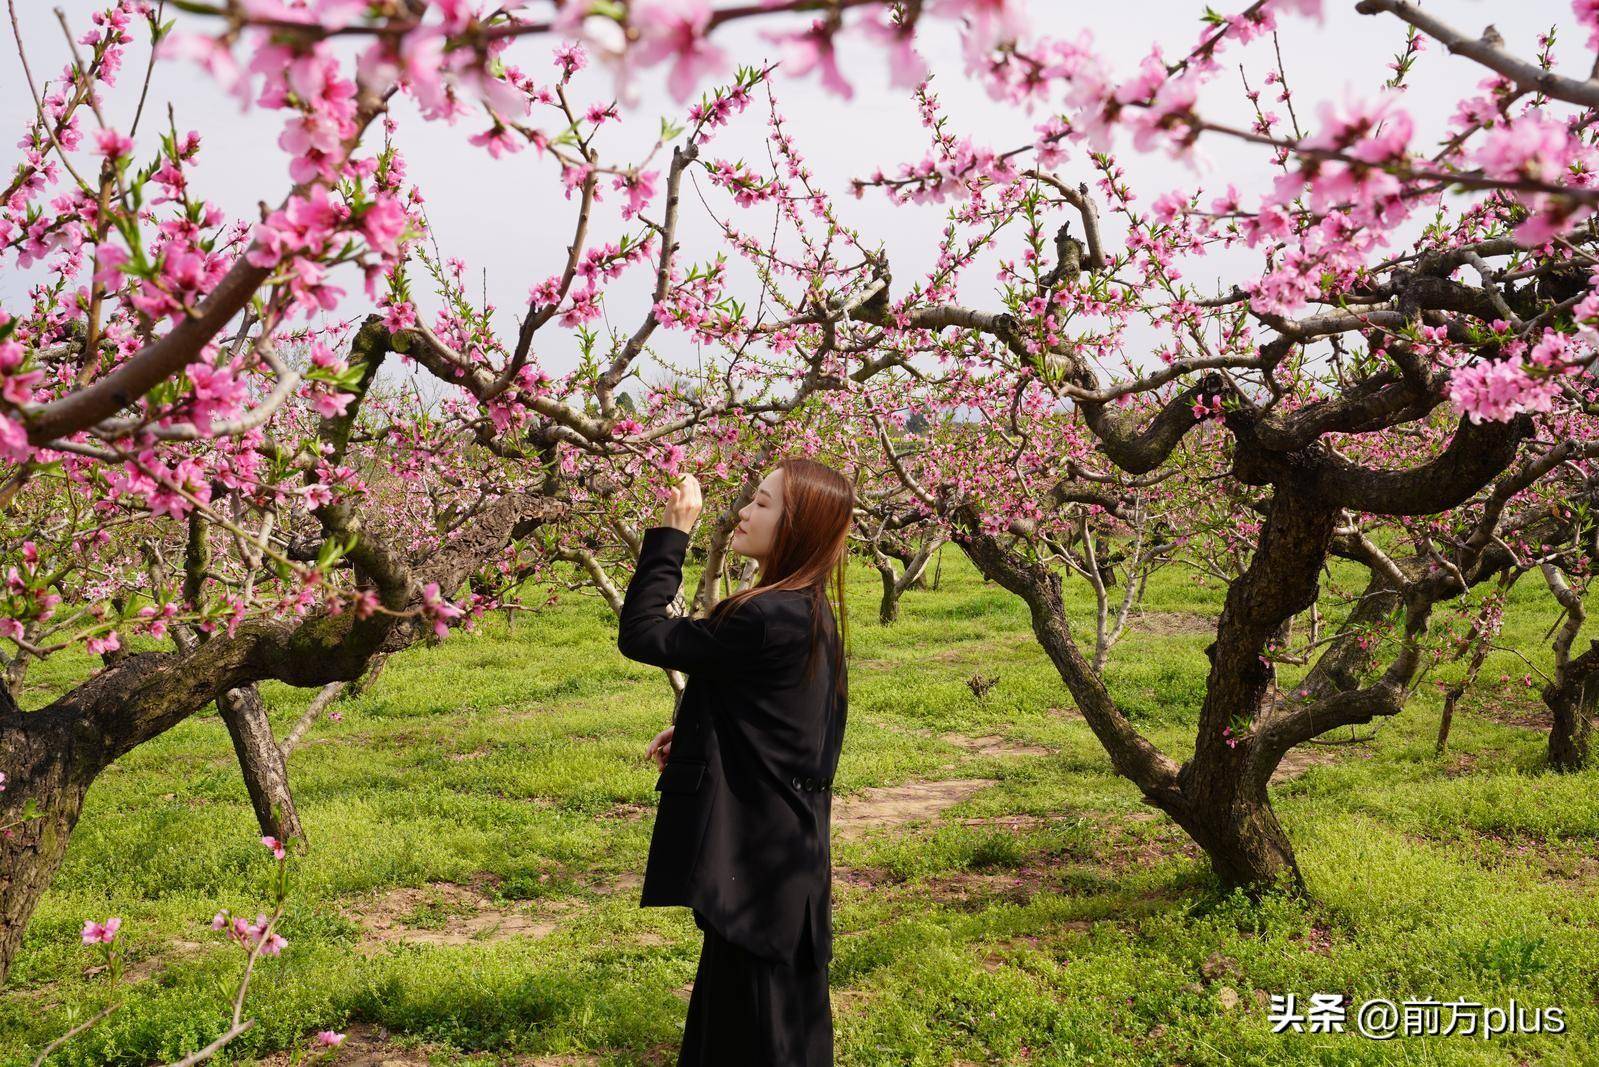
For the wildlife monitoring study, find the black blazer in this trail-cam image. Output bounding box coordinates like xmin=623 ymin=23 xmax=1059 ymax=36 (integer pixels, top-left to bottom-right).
xmin=618 ymin=525 xmax=846 ymax=965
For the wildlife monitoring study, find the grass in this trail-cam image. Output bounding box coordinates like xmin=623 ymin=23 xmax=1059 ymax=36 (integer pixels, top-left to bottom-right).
xmin=2 ymin=547 xmax=1597 ymax=1065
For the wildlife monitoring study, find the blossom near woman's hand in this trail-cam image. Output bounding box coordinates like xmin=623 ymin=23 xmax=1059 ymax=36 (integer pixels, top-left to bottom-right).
xmin=662 ymin=474 xmax=702 ymax=534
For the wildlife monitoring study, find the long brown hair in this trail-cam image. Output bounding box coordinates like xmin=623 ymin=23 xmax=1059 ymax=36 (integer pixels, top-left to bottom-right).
xmin=711 ymin=456 xmax=853 ymax=701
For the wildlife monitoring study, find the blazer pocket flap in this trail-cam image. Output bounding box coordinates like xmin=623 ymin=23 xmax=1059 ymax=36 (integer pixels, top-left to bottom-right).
xmin=656 ymin=759 xmax=707 ymax=794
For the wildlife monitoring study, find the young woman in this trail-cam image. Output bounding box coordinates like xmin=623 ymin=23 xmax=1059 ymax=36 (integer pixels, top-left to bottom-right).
xmin=617 ymin=456 xmax=853 ymax=1067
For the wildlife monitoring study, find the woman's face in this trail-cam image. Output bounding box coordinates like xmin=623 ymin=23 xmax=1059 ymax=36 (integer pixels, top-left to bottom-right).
xmin=731 ymin=468 xmax=784 ymax=563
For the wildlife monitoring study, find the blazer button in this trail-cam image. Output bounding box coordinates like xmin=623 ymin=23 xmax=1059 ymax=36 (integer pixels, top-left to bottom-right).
xmin=791 ymin=776 xmax=801 ymax=789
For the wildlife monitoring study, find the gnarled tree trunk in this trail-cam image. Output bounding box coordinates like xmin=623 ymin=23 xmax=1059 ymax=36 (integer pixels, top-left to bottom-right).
xmin=0 ymin=690 xmax=98 ymax=983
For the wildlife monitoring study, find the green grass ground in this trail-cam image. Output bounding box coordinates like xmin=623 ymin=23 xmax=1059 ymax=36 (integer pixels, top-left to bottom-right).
xmin=3 ymin=549 xmax=1597 ymax=1065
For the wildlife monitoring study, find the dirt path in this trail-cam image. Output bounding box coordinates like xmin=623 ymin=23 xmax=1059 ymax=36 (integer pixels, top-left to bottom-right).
xmin=831 ymin=777 xmax=1000 ymax=839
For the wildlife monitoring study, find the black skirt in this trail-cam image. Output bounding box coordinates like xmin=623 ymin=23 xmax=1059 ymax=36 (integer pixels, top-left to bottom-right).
xmin=679 ymin=908 xmax=833 ymax=1066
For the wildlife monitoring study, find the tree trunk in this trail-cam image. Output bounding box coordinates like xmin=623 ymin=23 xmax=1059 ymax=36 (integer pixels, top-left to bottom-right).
xmin=217 ymin=686 xmax=304 ymax=845
xmin=886 ymin=544 xmax=930 ymax=590
xmin=1171 ymin=763 xmax=1305 ymax=893
xmin=1547 ymin=675 xmax=1594 ymax=772
xmin=0 ymin=695 xmax=99 ymax=984
xmin=876 ymin=560 xmax=900 ymax=625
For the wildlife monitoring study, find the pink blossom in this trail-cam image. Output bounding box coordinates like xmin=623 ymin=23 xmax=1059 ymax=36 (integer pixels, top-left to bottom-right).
xmin=613 ymin=169 xmax=658 ymax=220
xmin=1264 ymin=0 xmax=1323 ymax=18
xmin=93 ymin=127 xmax=135 ymax=159
xmin=421 ymin=581 xmax=464 ymax=638
xmin=554 ymin=41 xmax=586 ymax=78
xmin=929 ymin=0 xmax=1029 ymax=56
xmin=311 ymin=388 xmax=355 ymax=418
xmin=314 ymin=1031 xmax=346 ymax=1047
xmin=359 ymin=194 xmax=409 ymax=257
xmin=1475 ymin=112 xmax=1576 ymax=183
xmin=0 ymin=414 xmax=29 ymax=463
xmin=862 ymin=15 xmax=928 ymax=89
xmin=769 ymin=20 xmax=853 ymax=100
xmin=631 ymin=0 xmax=728 ymax=103
xmin=379 ymin=299 xmax=416 ymax=333
xmin=1575 ymin=0 xmax=1599 ymax=51
xmin=1448 ymin=357 xmax=1567 ymax=423
xmin=305 ymin=0 xmax=366 ymax=28
xmin=81 ymin=916 xmax=121 ymax=945
xmin=187 ymin=362 xmax=247 ymax=432
xmin=160 ymin=32 xmax=251 ymax=106
xmin=262 ymin=834 xmax=287 ymax=859
xmin=86 ymin=631 xmax=121 ymax=656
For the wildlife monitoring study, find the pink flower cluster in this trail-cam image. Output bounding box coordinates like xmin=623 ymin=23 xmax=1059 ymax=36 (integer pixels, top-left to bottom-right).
xmin=1449 ymin=329 xmax=1586 ymax=424
xmin=211 ymin=910 xmax=288 ymax=956
xmin=1473 ymin=112 xmax=1597 ymax=244
xmin=705 ymin=159 xmax=776 ymax=207
xmin=420 ymin=581 xmax=465 ymax=639
xmin=1276 ymin=90 xmax=1414 ymax=228
xmin=865 ymin=136 xmax=1020 ymax=205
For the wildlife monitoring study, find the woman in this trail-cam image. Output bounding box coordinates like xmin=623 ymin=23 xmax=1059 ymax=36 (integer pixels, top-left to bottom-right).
xmin=617 ymin=456 xmax=853 ymax=1067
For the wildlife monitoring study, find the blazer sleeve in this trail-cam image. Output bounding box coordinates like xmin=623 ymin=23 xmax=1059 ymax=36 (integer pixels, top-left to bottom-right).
xmin=617 ymin=525 xmax=768 ymax=676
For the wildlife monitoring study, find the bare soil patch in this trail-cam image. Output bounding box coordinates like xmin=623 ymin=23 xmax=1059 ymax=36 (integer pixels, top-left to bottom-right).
xmin=1078 ymin=809 xmax=1205 ymax=873
xmin=832 ymin=778 xmax=998 ymax=839
xmin=349 ymin=882 xmax=577 ymax=952
xmin=1473 ymin=691 xmax=1553 ymax=729
xmin=1128 ymin=611 xmax=1216 ymax=636
xmin=938 ymin=732 xmax=1053 ymax=757
xmin=586 ymin=871 xmax=643 ymax=897
xmin=601 ymin=801 xmax=650 ymax=820
xmin=917 ymin=856 xmax=1093 ymax=910
xmin=1269 ymin=744 xmax=1350 ymax=784
xmin=66 ymin=938 xmax=212 ymax=994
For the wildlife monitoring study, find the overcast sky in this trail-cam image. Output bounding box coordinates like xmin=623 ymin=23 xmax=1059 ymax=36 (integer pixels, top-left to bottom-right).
xmin=2 ymin=1 xmax=1586 ymax=399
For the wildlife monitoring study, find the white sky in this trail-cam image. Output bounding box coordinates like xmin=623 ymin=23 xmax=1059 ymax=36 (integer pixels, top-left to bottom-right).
xmin=2 ymin=1 xmax=1587 ymax=399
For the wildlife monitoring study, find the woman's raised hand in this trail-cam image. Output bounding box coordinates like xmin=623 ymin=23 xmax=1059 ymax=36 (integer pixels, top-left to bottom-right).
xmin=663 ymin=473 xmax=702 ymax=534
xmin=646 ymin=724 xmax=674 ymax=771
